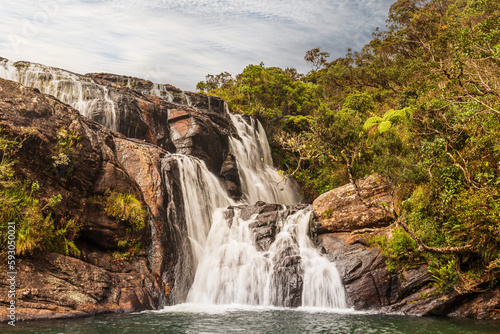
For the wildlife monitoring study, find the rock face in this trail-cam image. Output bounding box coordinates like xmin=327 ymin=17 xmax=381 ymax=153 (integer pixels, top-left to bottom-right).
xmin=0 ymin=59 xmax=241 ymax=195
xmin=311 ymin=175 xmax=500 ymax=320
xmin=85 ymin=72 xmax=237 ymax=175
xmin=0 ymin=78 xmax=166 ymax=319
xmin=312 ymin=174 xmax=393 ymax=233
xmin=318 ymin=233 xmax=431 ymax=310
xmin=7 ymin=252 xmax=160 ymax=320
xmin=0 ymin=77 xmax=219 ymax=319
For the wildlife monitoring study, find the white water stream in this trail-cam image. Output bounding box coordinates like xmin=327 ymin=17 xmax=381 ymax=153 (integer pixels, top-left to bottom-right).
xmin=0 ymin=58 xmax=118 ymax=130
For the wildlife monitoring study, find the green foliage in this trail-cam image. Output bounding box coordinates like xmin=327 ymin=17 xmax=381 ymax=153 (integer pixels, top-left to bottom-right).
xmin=320 ymin=209 xmax=333 ymax=219
xmin=103 ymin=190 xmax=146 ymax=232
xmin=112 ymin=240 xmax=144 ymax=263
xmin=51 ymin=127 xmax=80 ymax=177
xmin=343 ymin=92 xmax=375 ymax=114
xmin=428 ymin=257 xmax=460 ymax=291
xmin=199 ymin=0 xmax=500 ymax=292
xmin=0 ymin=134 xmax=81 ymax=257
xmin=364 ymin=107 xmax=411 ymax=134
xmin=368 ymin=228 xmax=424 ymax=272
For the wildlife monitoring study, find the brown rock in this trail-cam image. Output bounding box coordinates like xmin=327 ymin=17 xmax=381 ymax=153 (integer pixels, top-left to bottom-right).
xmin=0 ymin=78 xmax=167 ymax=320
xmin=312 ymin=175 xmax=394 ymax=233
xmin=447 ymin=285 xmax=500 ymax=320
xmin=0 ymin=253 xmax=159 ymax=321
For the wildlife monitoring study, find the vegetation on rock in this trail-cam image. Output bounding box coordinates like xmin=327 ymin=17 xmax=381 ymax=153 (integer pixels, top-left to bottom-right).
xmin=0 ymin=133 xmax=81 ymax=257
xmin=102 ymin=189 xmax=146 ymax=232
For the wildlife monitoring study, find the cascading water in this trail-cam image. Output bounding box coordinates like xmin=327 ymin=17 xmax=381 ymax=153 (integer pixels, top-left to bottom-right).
xmin=228 ymin=112 xmax=302 ymax=205
xmin=0 ymin=58 xmax=118 ymax=130
xmin=149 ymin=82 xmax=174 ymax=102
xmin=161 ymin=154 xmax=235 ymax=266
xmin=0 ymin=58 xmax=347 ymax=309
xmin=175 ymin=107 xmax=347 ymax=309
xmin=187 ymin=207 xmax=347 ymax=308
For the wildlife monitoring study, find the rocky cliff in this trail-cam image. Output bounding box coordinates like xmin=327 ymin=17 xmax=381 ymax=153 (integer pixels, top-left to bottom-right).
xmin=1 ymin=57 xmax=498 ymax=322
xmin=0 ymin=69 xmax=240 ymax=320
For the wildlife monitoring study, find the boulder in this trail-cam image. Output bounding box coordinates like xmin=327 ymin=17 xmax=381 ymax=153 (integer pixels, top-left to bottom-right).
xmin=312 ymin=175 xmax=394 ymax=234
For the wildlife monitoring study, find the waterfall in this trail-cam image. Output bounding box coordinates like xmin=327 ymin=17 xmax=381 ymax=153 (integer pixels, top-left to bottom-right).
xmin=0 ymin=58 xmax=118 ymax=131
xmin=228 ymin=112 xmax=302 ymax=205
xmin=0 ymin=57 xmax=347 ymax=309
xmin=149 ymin=83 xmax=174 ymax=102
xmin=161 ymin=154 xmax=235 ymax=266
xmin=187 ymin=207 xmax=347 ymax=308
xmin=161 ymin=112 xmax=347 ymax=308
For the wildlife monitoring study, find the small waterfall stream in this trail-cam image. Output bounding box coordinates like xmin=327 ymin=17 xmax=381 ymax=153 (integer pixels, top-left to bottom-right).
xmin=0 ymin=58 xmax=118 ymax=130
xmin=0 ymin=59 xmax=348 ymax=309
xmin=228 ymin=112 xmax=302 ymax=205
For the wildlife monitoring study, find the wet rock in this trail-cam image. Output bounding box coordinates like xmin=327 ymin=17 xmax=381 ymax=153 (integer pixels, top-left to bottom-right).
xmin=227 ymin=202 xmax=308 ymax=253
xmin=220 ymin=154 xmax=242 ymax=200
xmin=317 ymin=232 xmax=431 ymax=310
xmin=312 ymin=175 xmax=394 ymax=234
xmin=167 ymin=107 xmax=231 ymax=173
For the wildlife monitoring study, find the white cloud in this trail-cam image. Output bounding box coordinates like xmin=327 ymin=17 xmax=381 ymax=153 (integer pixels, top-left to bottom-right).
xmin=0 ymin=0 xmax=394 ymax=90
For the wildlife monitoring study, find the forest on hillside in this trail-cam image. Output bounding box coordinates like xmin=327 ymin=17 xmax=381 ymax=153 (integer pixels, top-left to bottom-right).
xmin=196 ymin=0 xmax=500 ymax=293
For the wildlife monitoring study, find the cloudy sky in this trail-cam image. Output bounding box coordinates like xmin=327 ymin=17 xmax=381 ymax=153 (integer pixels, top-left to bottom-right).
xmin=0 ymin=0 xmax=395 ymax=90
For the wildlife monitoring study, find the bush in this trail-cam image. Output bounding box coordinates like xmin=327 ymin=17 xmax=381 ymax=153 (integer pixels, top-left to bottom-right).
xmin=368 ymin=227 xmax=424 ymax=273
xmin=0 ymin=134 xmax=81 ymax=257
xmin=102 ymin=190 xmax=146 ymax=232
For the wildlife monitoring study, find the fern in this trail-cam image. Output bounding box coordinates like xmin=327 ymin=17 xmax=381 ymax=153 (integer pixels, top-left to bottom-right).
xmin=363 ymin=116 xmax=383 ymax=131
xmin=363 ymin=107 xmax=412 ymax=134
xmin=378 ymin=120 xmax=392 ymax=133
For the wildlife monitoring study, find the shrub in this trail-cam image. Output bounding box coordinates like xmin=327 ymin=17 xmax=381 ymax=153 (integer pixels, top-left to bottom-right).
xmin=102 ymin=190 xmax=146 ymax=232
xmin=0 ymin=133 xmax=81 ymax=257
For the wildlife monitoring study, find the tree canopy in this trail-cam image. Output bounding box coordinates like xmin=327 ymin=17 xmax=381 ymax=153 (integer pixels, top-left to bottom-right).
xmin=197 ymin=0 xmax=500 ymax=293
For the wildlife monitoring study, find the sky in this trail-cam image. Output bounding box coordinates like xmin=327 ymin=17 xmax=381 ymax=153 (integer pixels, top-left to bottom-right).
xmin=0 ymin=0 xmax=395 ymax=91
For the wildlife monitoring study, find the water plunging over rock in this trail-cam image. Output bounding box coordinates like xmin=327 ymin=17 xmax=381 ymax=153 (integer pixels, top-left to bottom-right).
xmin=186 ymin=203 xmax=347 ymax=308
xmin=228 ymin=113 xmax=302 ymax=205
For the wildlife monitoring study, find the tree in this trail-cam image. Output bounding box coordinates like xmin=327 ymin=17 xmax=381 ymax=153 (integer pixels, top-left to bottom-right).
xmin=304 ymin=47 xmax=330 ymax=72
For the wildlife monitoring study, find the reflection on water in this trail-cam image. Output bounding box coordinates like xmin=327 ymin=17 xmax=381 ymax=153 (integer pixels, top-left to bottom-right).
xmin=2 ymin=304 xmax=499 ymax=334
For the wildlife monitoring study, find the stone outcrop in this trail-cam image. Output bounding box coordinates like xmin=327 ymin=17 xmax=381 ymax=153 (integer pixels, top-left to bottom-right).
xmin=311 ymin=175 xmax=500 ymax=320
xmin=318 ymin=232 xmax=431 ymax=310
xmin=0 ymin=59 xmax=241 ymax=195
xmin=9 ymin=252 xmax=160 ymax=320
xmin=312 ymin=174 xmax=393 ymax=233
xmin=0 ymin=77 xmax=191 ymax=319
xmin=88 ymin=72 xmax=237 ymax=175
